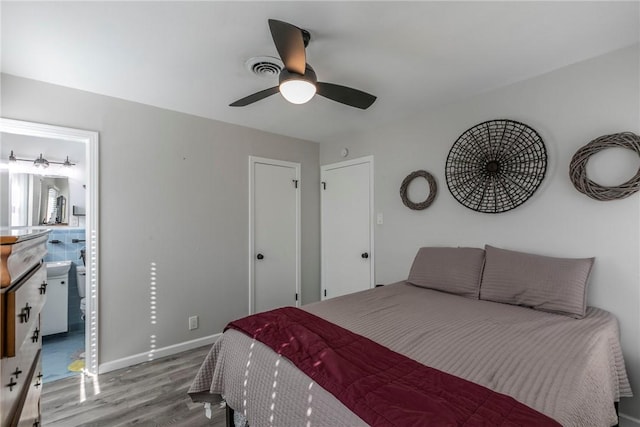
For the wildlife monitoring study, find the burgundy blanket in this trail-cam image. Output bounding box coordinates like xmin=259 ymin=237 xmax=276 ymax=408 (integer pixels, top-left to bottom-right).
xmin=227 ymin=307 xmax=561 ymax=427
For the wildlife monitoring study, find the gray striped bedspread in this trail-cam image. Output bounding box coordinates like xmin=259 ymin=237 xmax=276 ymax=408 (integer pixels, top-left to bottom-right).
xmin=189 ymin=282 xmax=632 ymax=426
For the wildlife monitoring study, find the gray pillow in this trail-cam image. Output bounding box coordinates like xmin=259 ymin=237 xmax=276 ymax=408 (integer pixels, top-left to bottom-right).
xmin=480 ymin=245 xmax=594 ymax=318
xmin=407 ymin=247 xmax=486 ymax=299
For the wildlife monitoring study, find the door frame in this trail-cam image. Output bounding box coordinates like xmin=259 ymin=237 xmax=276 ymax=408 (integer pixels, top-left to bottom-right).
xmin=320 ymin=155 xmax=375 ymax=300
xmin=248 ymin=156 xmax=301 ymax=314
xmin=0 ymin=118 xmax=100 ymax=376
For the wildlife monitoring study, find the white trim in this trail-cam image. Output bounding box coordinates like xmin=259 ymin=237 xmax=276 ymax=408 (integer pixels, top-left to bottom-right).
xmin=249 ymin=157 xmax=253 ymax=314
xmin=620 ymin=412 xmax=640 ymax=427
xmin=99 ymin=333 xmax=221 ymax=374
xmin=320 ymin=155 xmax=375 ymax=300
xmin=0 ymin=118 xmax=100 ymax=376
xmin=248 ymin=156 xmax=301 ymax=314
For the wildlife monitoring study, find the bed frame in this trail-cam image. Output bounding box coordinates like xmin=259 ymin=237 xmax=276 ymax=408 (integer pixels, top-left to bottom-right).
xmin=222 ymin=397 xmax=621 ymax=426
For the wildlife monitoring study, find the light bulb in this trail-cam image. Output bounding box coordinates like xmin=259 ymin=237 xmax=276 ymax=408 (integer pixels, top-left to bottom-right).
xmin=33 ymin=154 xmax=49 ymax=168
xmin=279 ymin=79 xmax=316 ymax=104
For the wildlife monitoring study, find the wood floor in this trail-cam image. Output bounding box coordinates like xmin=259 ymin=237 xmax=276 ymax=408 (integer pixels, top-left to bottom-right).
xmin=41 ymin=345 xmax=226 ymax=427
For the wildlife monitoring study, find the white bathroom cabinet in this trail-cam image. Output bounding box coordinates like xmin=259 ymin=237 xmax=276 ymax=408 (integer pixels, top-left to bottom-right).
xmin=41 ymin=275 xmax=69 ymax=336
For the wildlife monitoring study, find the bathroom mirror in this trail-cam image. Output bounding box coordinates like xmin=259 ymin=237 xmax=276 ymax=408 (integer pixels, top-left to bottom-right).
xmin=0 ymin=118 xmax=100 ymax=375
xmin=1 ymin=132 xmax=85 ymax=227
xmin=7 ymin=174 xmax=70 ymax=226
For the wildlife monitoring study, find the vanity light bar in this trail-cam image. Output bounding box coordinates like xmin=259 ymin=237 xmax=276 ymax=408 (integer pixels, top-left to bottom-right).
xmin=8 ymin=150 xmax=76 ymax=168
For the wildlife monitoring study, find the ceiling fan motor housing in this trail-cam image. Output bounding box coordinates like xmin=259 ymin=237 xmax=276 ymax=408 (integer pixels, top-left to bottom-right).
xmin=279 ymin=64 xmax=317 ymax=86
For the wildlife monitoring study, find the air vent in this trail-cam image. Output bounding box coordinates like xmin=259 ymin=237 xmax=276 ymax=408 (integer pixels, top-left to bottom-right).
xmin=245 ymin=56 xmax=283 ymax=78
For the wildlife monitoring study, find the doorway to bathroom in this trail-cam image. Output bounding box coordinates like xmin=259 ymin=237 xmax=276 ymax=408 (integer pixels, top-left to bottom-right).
xmin=0 ymin=118 xmax=100 ymax=380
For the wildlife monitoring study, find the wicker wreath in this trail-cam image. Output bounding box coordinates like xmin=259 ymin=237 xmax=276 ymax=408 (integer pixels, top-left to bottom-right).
xmin=400 ymin=170 xmax=437 ymax=210
xmin=569 ymin=132 xmax=640 ymax=201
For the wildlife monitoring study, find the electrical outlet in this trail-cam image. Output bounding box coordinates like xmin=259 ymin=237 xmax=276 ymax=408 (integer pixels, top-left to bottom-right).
xmin=189 ymin=315 xmax=199 ymax=330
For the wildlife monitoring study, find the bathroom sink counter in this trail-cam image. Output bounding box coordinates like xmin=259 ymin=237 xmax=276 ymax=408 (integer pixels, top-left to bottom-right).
xmin=0 ymin=228 xmax=50 ymax=245
xmin=1 ymin=229 xmax=50 ymax=288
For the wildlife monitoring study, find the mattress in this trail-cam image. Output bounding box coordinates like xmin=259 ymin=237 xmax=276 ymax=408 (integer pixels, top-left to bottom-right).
xmin=189 ymin=282 xmax=632 ymax=426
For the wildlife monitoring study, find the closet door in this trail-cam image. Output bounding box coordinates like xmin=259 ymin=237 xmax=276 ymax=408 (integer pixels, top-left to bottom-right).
xmin=249 ymin=157 xmax=300 ymax=314
xmin=321 ymin=156 xmax=374 ymax=299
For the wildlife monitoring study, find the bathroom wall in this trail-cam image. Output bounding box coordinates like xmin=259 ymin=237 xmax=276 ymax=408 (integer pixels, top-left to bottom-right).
xmin=44 ymin=228 xmax=85 ymax=263
xmin=0 ymin=169 xmax=8 ymax=227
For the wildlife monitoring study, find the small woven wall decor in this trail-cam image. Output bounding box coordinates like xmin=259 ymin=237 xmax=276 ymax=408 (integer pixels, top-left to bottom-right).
xmin=569 ymin=132 xmax=640 ymax=201
xmin=400 ymin=170 xmax=437 ymax=210
xmin=445 ymin=119 xmax=547 ymax=213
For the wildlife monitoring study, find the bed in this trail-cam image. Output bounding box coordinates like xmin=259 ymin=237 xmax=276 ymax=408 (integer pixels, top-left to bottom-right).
xmin=189 ymin=245 xmax=633 ymax=426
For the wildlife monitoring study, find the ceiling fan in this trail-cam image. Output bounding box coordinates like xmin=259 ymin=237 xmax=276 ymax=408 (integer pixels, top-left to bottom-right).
xmin=230 ymin=19 xmax=377 ymax=110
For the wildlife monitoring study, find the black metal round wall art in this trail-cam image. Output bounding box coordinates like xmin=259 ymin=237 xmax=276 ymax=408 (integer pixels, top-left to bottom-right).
xmin=569 ymin=132 xmax=640 ymax=201
xmin=445 ymin=119 xmax=547 ymax=213
xmin=400 ymin=170 xmax=437 ymax=210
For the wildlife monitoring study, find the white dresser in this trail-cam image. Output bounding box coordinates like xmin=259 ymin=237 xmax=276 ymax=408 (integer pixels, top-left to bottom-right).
xmin=1 ymin=229 xmax=49 ymax=427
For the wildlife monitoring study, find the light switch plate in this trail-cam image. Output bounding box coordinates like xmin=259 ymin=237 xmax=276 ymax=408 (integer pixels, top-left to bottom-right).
xmin=189 ymin=315 xmax=199 ymax=330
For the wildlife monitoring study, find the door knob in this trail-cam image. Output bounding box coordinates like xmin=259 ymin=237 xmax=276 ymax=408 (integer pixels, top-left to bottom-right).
xmin=361 ymin=252 xmax=369 ymax=259
xmin=257 ymin=253 xmax=264 ymax=260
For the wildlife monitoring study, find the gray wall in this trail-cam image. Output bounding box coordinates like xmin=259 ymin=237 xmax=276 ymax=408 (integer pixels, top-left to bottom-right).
xmin=1 ymin=73 xmax=320 ymax=364
xmin=321 ymin=44 xmax=640 ymax=420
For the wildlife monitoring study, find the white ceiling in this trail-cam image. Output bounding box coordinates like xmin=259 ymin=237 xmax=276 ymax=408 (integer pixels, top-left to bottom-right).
xmin=2 ymin=1 xmax=638 ymax=143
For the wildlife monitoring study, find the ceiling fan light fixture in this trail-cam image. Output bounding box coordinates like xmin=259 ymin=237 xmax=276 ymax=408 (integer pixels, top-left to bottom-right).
xmin=278 ymin=66 xmax=318 ymax=105
xmin=279 ymin=79 xmax=316 ymax=104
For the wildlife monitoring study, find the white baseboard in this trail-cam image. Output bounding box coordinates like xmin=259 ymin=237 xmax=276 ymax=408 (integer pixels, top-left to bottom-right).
xmin=98 ymin=333 xmax=221 ymax=374
xmin=620 ymin=413 xmax=640 ymax=427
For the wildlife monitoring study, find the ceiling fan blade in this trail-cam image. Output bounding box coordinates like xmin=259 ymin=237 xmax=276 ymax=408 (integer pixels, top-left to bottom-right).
xmin=316 ymin=82 xmax=377 ymax=110
xmin=268 ymin=19 xmax=306 ymax=75
xmin=229 ymin=87 xmax=279 ymax=107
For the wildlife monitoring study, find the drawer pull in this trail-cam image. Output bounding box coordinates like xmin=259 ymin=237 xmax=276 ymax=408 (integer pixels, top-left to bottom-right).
xmin=33 ymin=420 xmax=40 ymax=427
xmin=39 ymin=281 xmax=48 ymax=294
xmin=11 ymin=367 xmax=23 ymax=379
xmin=32 ymin=328 xmax=40 ymax=343
xmin=7 ymin=377 xmax=17 ymax=391
xmin=34 ymin=372 xmax=42 ymax=388
xmin=19 ymin=302 xmax=32 ymax=323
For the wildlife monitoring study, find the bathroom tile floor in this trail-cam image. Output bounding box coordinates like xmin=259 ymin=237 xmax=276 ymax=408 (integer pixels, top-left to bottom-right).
xmin=42 ymin=330 xmax=85 ymax=383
